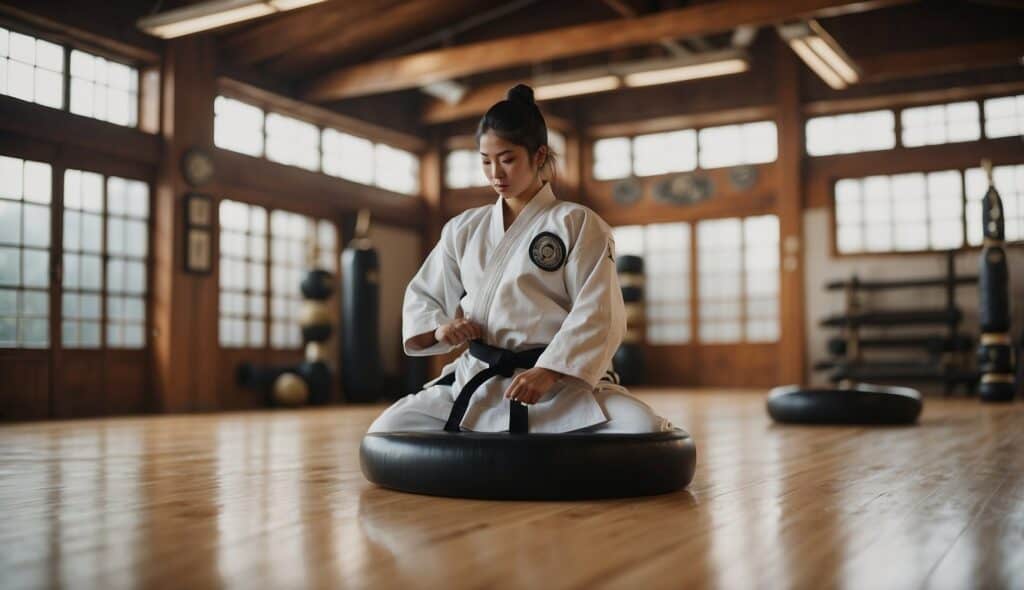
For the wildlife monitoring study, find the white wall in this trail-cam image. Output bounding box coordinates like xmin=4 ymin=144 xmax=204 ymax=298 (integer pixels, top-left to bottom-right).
xmin=367 ymin=224 xmax=422 ymax=375
xmin=803 ymin=208 xmax=1024 ymax=389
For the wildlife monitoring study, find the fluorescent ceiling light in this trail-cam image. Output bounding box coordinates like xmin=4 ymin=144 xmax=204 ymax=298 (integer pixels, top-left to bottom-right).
xmin=778 ymin=20 xmax=860 ymax=90
xmin=623 ymin=58 xmax=748 ymax=87
xmin=534 ymin=75 xmax=621 ymax=100
xmin=138 ymin=0 xmax=328 ymax=39
xmin=790 ymin=38 xmax=847 ymax=89
xmin=421 ymin=79 xmax=468 ymax=104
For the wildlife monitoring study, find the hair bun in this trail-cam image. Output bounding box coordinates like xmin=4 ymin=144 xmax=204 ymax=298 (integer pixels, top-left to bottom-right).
xmin=506 ymin=84 xmax=535 ymax=105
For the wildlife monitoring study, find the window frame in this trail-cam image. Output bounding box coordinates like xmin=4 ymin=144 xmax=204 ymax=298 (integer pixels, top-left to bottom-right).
xmin=828 ymin=163 xmax=1024 ymax=258
xmin=0 ymin=21 xmax=147 ymax=131
xmin=215 ymin=91 xmax=422 ymax=196
xmin=217 ymin=197 xmax=339 ymax=352
xmin=590 ymin=119 xmax=779 ymax=181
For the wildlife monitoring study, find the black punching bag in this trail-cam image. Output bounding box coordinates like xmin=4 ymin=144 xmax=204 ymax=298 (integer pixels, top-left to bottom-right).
xmin=977 ymin=160 xmax=1016 ymax=402
xmin=614 ymin=255 xmax=646 ymax=385
xmin=341 ymin=210 xmax=381 ymax=402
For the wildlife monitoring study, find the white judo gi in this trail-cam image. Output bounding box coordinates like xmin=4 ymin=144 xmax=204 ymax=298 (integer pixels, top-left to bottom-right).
xmin=368 ymin=183 xmax=669 ymax=434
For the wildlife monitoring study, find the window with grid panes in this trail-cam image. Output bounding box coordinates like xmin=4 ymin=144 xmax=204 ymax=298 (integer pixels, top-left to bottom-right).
xmin=0 ymin=155 xmax=52 ymax=348
xmin=593 ymin=137 xmax=631 ymax=180
xmin=0 ymin=26 xmax=64 ymax=109
xmin=374 ymin=143 xmax=419 ymax=195
xmin=104 ymin=177 xmax=149 ymax=347
xmin=215 ymin=96 xmax=265 ymax=157
xmin=269 ymin=215 xmax=337 ymax=349
xmin=445 ymin=149 xmax=488 ymax=189
xmin=315 ymin=219 xmax=337 ymax=272
xmin=697 ymin=218 xmax=742 ymax=343
xmin=270 ymin=210 xmax=310 ymax=349
xmin=321 ymin=128 xmax=375 ymax=185
xmin=633 ymin=130 xmax=697 ymax=177
xmin=983 ymin=94 xmax=1024 ymax=139
xmin=61 ymin=170 xmax=149 ymax=349
xmin=218 ymin=200 xmax=267 ymax=347
xmin=61 ymin=170 xmax=103 ymax=348
xmin=742 ymin=216 xmax=780 ymax=342
xmin=266 ymin=112 xmax=319 ymax=172
xmin=69 ymin=49 xmax=139 ymax=128
xmin=548 ymin=130 xmax=566 ymax=160
xmin=805 ymin=110 xmax=896 ymax=156
xmin=697 ymin=215 xmax=780 ymax=344
xmin=645 ymin=223 xmax=691 ymax=344
xmin=611 ymin=223 xmax=692 ymax=345
xmin=697 ymin=121 xmax=777 ymax=169
xmin=834 ymin=170 xmax=964 ymax=254
xmin=966 ymin=164 xmax=1024 ymax=246
xmin=901 ymin=101 xmax=980 ymax=147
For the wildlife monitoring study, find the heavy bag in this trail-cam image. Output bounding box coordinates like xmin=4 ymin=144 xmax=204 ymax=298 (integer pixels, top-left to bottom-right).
xmin=341 ymin=244 xmax=381 ymax=402
xmin=979 ymin=246 xmax=1010 ymax=332
xmin=301 ymin=269 xmax=335 ymax=301
xmin=298 ymin=360 xmax=332 ymax=405
xmin=613 ymin=343 xmax=645 ymax=386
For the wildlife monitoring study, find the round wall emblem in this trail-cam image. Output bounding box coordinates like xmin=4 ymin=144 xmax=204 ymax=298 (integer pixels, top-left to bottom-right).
xmin=529 ymin=232 xmax=567 ymax=271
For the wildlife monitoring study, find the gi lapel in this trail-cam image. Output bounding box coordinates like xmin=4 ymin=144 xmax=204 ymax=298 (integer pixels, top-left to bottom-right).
xmin=471 ymin=183 xmax=558 ymax=333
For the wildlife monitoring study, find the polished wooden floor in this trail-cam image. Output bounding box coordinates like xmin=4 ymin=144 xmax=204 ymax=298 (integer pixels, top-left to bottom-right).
xmin=1 ymin=390 xmax=1023 ymax=590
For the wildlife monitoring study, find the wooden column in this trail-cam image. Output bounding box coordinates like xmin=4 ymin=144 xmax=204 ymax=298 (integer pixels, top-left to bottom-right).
xmin=774 ymin=38 xmax=808 ymax=385
xmin=419 ymin=134 xmax=448 ymax=376
xmin=152 ymin=36 xmax=220 ymax=413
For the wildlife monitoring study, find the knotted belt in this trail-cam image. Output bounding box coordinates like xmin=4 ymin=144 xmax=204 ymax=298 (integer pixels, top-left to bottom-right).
xmin=439 ymin=340 xmax=546 ymax=434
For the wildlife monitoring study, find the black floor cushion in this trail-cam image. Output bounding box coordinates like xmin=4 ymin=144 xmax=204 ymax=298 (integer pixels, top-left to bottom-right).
xmin=360 ymin=428 xmax=697 ymax=500
xmin=767 ymin=383 xmax=923 ymax=425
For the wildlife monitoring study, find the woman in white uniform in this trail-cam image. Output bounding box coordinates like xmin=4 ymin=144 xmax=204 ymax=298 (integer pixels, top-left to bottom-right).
xmin=368 ymin=84 xmax=670 ymax=435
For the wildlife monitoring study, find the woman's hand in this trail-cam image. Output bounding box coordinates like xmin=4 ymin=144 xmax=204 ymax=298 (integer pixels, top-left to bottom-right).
xmin=434 ymin=318 xmax=483 ymax=347
xmin=504 ymin=367 xmax=563 ymax=405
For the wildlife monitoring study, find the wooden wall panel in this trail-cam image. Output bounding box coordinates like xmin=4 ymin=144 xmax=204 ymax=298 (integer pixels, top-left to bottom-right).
xmin=0 ymin=352 xmax=49 ymax=421
xmin=773 ymin=39 xmax=807 ymax=386
xmin=104 ymin=351 xmax=151 ymax=415
xmin=583 ymin=164 xmax=778 ymax=226
xmin=641 ymin=343 xmax=780 ymax=388
xmin=56 ymin=351 xmax=105 ymax=418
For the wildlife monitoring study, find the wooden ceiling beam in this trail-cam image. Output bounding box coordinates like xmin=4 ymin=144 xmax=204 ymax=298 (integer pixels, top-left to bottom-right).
xmin=304 ymin=0 xmax=912 ymax=102
xmin=858 ymin=38 xmax=1024 ymax=83
xmin=220 ymin=0 xmax=405 ymax=66
xmin=263 ymin=0 xmax=483 ymax=78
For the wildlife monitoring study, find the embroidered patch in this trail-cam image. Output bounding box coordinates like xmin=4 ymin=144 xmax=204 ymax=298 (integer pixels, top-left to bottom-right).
xmin=529 ymin=232 xmax=567 ymax=271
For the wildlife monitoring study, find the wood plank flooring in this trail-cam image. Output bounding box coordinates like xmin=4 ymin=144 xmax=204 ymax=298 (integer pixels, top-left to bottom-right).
xmin=1 ymin=390 xmax=1022 ymax=590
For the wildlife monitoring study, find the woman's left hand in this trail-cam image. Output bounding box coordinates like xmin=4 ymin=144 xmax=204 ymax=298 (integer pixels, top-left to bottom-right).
xmin=504 ymin=367 xmax=563 ymax=405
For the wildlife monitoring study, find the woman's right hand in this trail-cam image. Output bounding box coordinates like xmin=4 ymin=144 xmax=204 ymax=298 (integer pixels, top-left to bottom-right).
xmin=434 ymin=318 xmax=483 ymax=346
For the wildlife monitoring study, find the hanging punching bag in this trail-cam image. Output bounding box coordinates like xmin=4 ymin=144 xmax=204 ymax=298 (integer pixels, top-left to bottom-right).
xmin=614 ymin=254 xmax=646 ymax=385
xmin=977 ymin=160 xmax=1016 ymax=402
xmin=341 ymin=209 xmax=381 ymax=402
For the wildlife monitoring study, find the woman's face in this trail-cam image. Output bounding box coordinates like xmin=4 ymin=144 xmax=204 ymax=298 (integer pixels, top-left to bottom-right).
xmin=479 ymin=130 xmax=545 ymax=199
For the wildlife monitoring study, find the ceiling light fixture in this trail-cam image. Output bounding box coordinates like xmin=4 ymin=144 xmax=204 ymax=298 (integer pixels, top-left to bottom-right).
xmin=623 ymin=57 xmax=749 ymax=87
xmin=778 ymin=20 xmax=860 ymax=90
xmin=528 ymin=50 xmax=750 ymax=101
xmin=138 ymin=0 xmax=328 ymax=39
xmin=534 ymin=75 xmax=622 ymax=100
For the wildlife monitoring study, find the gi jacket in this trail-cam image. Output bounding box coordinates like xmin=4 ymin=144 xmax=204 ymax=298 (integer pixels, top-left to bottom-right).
xmin=402 ymin=183 xmax=626 ymax=433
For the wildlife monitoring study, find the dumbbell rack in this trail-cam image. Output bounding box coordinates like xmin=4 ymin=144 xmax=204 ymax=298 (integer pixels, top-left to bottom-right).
xmin=815 ymin=251 xmax=980 ymax=394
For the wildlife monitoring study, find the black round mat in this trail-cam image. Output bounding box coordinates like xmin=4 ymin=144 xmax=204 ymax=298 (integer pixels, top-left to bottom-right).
xmin=767 ymin=383 xmax=923 ymax=425
xmin=360 ymin=428 xmax=697 ymax=500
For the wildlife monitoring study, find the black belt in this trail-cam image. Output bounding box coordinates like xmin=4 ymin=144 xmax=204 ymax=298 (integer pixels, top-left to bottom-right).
xmin=439 ymin=340 xmax=546 ymax=434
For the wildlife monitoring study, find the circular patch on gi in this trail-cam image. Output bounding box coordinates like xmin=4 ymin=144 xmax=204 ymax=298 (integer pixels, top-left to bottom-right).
xmin=529 ymin=232 xmax=566 ymax=271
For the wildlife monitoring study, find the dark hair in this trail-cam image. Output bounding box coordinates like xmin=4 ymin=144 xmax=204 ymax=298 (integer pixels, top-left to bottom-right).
xmin=476 ymin=84 xmax=552 ymax=167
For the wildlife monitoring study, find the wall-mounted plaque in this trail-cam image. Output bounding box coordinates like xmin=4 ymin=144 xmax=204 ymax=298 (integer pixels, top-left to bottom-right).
xmin=612 ymin=177 xmax=642 ymax=206
xmin=184 ymin=193 xmax=214 ymax=274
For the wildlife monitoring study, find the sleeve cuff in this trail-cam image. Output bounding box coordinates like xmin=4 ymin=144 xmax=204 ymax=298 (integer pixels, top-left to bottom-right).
xmin=403 ymin=313 xmax=457 ymax=357
xmin=534 ymin=359 xmax=602 ymax=389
